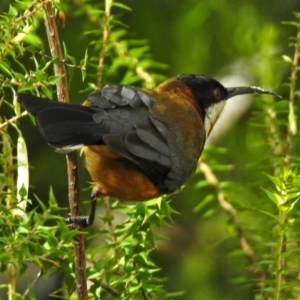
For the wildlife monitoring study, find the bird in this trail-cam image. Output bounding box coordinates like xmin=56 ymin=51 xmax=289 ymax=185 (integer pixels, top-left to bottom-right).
xmin=17 ymin=74 xmax=280 ymax=226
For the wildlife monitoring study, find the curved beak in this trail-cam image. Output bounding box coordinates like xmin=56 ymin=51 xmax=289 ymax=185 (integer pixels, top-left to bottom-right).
xmin=226 ymin=86 xmax=282 ymax=99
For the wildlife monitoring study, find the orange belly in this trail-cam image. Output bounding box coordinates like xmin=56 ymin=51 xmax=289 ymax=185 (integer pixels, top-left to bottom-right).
xmin=83 ymin=145 xmax=162 ymax=200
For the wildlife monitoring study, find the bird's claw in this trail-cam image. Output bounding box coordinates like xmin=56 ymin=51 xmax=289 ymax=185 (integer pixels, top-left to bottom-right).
xmin=65 ymin=216 xmax=91 ymax=228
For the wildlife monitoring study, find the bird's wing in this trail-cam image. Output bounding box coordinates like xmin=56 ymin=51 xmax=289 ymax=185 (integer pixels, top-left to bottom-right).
xmin=88 ymin=84 xmax=154 ymax=109
xmin=88 ymin=85 xmax=174 ymax=192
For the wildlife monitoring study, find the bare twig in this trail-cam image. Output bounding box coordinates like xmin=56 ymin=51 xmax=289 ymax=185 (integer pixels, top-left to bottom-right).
xmin=43 ymin=4 xmax=68 ymax=102
xmin=97 ymin=0 xmax=112 ymax=89
xmin=22 ymin=270 xmax=43 ymax=298
xmin=199 ymin=160 xmax=270 ymax=296
xmin=198 ymin=161 xmax=256 ymax=266
xmin=0 ymin=111 xmax=27 ymax=130
xmin=43 ymin=2 xmax=88 ymax=300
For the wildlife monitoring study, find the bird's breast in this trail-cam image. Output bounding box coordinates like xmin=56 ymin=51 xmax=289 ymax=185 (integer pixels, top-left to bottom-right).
xmin=83 ymin=145 xmax=162 ymax=200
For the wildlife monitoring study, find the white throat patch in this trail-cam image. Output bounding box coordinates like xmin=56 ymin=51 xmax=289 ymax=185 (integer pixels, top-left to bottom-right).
xmin=204 ymin=101 xmax=226 ymax=138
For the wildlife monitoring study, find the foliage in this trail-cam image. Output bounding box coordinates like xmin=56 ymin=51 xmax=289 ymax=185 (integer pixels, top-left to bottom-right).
xmin=0 ymin=0 xmax=173 ymax=299
xmin=193 ymin=12 xmax=300 ymax=300
xmin=1 ymin=0 xmax=300 ymax=300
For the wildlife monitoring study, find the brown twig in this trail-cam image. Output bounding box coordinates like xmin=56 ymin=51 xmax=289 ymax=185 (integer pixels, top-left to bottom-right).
xmin=0 ymin=111 xmax=27 ymax=130
xmin=43 ymin=2 xmax=88 ymax=300
xmin=97 ymin=0 xmax=112 ymax=89
xmin=198 ymin=160 xmax=256 ymax=267
xmin=199 ymin=160 xmax=269 ymax=296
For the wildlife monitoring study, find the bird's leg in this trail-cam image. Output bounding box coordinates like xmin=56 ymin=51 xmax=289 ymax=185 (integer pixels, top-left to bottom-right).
xmin=65 ymin=190 xmax=98 ymax=227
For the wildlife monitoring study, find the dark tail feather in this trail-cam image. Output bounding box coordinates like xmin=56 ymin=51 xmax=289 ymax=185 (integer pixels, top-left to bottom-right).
xmin=18 ymin=93 xmax=72 ymax=114
xmin=17 ymin=93 xmax=104 ymax=149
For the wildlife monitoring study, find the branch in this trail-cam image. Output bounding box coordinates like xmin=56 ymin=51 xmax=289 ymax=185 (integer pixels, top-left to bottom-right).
xmin=285 ymin=17 xmax=300 ymax=168
xmin=43 ymin=2 xmax=88 ymax=300
xmin=97 ymin=0 xmax=112 ymax=89
xmin=0 ymin=111 xmax=27 ymax=130
xmin=198 ymin=161 xmax=257 ymax=268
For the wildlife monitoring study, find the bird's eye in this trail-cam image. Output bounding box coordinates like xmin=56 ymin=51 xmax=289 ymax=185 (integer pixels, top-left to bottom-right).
xmin=213 ymin=88 xmax=221 ymax=101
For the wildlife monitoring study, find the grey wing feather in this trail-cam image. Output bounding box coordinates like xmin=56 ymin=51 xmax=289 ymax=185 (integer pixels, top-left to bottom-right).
xmin=88 ymin=84 xmax=154 ymax=109
xmin=135 ymin=128 xmax=170 ymax=156
xmin=149 ymin=117 xmax=169 ymax=140
xmin=125 ymin=131 xmax=170 ymax=167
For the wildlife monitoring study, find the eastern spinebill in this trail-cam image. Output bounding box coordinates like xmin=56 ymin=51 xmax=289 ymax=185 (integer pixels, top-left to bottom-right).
xmin=17 ymin=74 xmax=280 ymax=225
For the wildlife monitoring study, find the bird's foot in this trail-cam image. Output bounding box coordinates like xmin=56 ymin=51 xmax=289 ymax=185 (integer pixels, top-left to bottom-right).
xmin=65 ymin=215 xmax=92 ymax=228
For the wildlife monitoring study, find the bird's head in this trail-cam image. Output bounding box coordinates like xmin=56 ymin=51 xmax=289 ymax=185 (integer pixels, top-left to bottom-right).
xmin=177 ymin=74 xmax=280 ymax=137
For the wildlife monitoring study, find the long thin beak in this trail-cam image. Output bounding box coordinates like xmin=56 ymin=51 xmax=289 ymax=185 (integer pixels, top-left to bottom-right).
xmin=226 ymin=86 xmax=282 ymax=99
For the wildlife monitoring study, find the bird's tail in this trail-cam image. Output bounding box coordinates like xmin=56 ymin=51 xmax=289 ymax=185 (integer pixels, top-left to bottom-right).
xmin=18 ymin=93 xmax=103 ymax=151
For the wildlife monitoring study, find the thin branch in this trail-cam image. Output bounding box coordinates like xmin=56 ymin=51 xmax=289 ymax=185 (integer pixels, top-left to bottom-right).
xmin=97 ymin=0 xmax=112 ymax=89
xmin=43 ymin=2 xmax=88 ymax=300
xmin=96 ymin=0 xmax=120 ymax=266
xmin=285 ymin=18 xmax=300 ymax=168
xmin=198 ymin=161 xmax=256 ymax=267
xmin=274 ymin=209 xmax=286 ymax=300
xmin=7 ymin=263 xmax=16 ymax=300
xmin=22 ymin=270 xmax=43 ymax=298
xmin=199 ymin=160 xmax=269 ymax=295
xmin=0 ymin=111 xmax=27 ymax=130
xmin=43 ymin=4 xmax=68 ymax=102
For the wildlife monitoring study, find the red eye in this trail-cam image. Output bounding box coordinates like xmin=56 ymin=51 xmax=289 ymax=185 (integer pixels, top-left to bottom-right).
xmin=213 ymin=88 xmax=221 ymax=101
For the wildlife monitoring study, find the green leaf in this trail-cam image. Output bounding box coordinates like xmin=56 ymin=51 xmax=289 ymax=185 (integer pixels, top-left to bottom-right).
xmin=8 ymin=5 xmax=18 ymax=16
xmin=261 ymin=187 xmax=284 ymax=206
xmin=80 ymin=49 xmax=88 ymax=82
xmin=288 ymin=102 xmax=297 ymax=135
xmin=265 ymin=173 xmax=283 ymax=188
xmin=0 ymin=59 xmax=12 ymax=75
xmin=282 ymin=55 xmax=293 ymax=63
xmin=112 ymin=2 xmax=132 ymax=11
xmin=48 ymin=75 xmax=64 ymax=85
xmin=193 ymin=194 xmax=215 ymax=212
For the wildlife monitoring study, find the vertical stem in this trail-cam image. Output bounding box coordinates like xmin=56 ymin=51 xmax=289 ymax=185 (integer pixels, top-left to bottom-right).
xmin=274 ymin=209 xmax=286 ymax=300
xmin=97 ymin=0 xmax=112 ymax=89
xmin=7 ymin=263 xmax=16 ymax=300
xmin=3 ymin=123 xmax=16 ymax=300
xmin=97 ymin=0 xmax=116 ymax=250
xmin=285 ymin=18 xmax=300 ymax=168
xmin=43 ymin=2 xmax=87 ymax=299
xmin=274 ymin=16 xmax=300 ymax=300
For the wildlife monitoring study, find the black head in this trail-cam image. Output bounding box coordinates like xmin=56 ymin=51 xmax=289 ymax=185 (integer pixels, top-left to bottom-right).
xmin=177 ymin=74 xmax=228 ymax=111
xmin=177 ymin=73 xmax=280 ymax=137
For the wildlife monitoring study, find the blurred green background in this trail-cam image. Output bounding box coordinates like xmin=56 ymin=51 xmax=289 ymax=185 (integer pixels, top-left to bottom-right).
xmin=2 ymin=0 xmax=300 ymax=299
